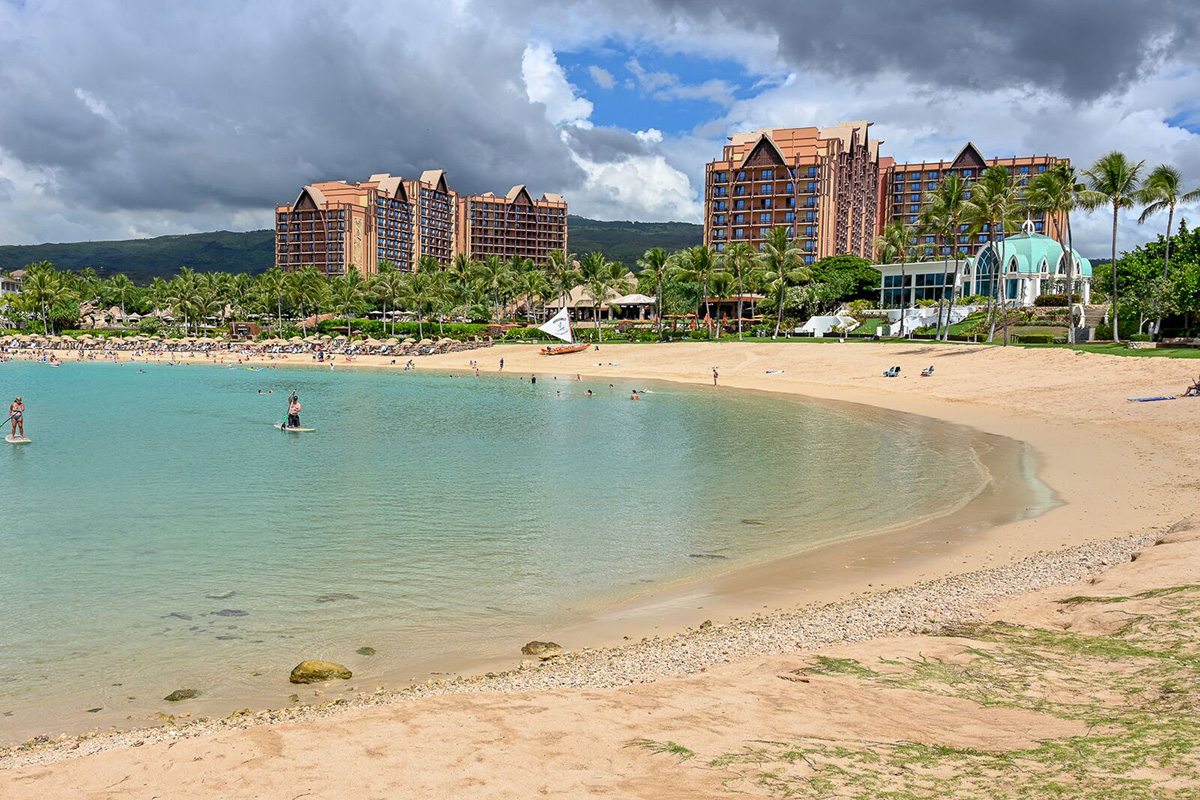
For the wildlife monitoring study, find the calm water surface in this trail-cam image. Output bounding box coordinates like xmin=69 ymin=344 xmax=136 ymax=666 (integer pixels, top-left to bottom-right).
xmin=1 ymin=359 xmax=997 ymax=739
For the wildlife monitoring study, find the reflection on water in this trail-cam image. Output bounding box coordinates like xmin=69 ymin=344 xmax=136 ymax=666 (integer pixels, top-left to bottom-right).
xmin=0 ymin=361 xmax=991 ymax=740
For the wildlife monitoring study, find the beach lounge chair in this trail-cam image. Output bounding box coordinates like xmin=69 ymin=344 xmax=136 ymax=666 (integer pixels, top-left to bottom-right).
xmin=883 ymin=366 xmax=900 ymax=378
xmin=921 ymin=366 xmax=934 ymax=377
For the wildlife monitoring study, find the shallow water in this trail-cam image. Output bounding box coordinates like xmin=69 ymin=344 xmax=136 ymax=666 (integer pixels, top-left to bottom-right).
xmin=1 ymin=359 xmax=1003 ymax=740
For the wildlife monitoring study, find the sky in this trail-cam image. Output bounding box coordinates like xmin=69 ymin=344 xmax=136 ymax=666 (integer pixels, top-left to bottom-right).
xmin=1 ymin=0 xmax=1199 ymax=257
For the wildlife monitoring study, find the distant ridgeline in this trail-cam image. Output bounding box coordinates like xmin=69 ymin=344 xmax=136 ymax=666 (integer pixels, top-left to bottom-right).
xmin=0 ymin=216 xmax=703 ymax=283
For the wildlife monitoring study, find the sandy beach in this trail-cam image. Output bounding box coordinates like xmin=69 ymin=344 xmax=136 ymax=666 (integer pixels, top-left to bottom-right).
xmin=3 ymin=341 xmax=1198 ymax=797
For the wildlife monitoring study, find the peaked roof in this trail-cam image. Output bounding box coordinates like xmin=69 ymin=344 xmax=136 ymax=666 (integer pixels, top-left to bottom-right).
xmin=739 ymin=134 xmax=788 ymax=168
xmin=542 ymin=192 xmax=564 ymax=203
xmin=506 ymin=184 xmax=534 ymax=205
xmin=950 ymin=142 xmax=987 ymax=170
xmin=369 ymin=173 xmax=408 ymax=202
xmin=420 ymin=169 xmax=449 ymax=193
xmin=293 ymin=185 xmax=326 ymax=210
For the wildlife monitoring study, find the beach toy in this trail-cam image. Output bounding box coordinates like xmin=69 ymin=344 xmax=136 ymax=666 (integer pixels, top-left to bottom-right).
xmin=1127 ymin=396 xmax=1175 ymax=402
xmin=5 ymin=435 xmax=32 ymax=444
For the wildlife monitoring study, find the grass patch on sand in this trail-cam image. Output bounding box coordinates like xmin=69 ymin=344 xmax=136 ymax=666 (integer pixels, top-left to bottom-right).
xmin=632 ymin=584 xmax=1200 ymax=798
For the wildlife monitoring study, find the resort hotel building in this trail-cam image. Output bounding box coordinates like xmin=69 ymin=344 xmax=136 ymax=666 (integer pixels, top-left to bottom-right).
xmin=879 ymin=142 xmax=1068 ymax=260
xmin=276 ymin=172 xmax=566 ymax=277
xmin=874 ymin=218 xmax=1092 ymax=307
xmin=703 ymin=122 xmax=882 ymax=264
xmin=455 ymin=185 xmax=568 ymax=263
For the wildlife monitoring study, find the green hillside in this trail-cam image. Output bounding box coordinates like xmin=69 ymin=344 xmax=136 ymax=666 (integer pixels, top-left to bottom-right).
xmin=0 ymin=216 xmax=702 ymax=282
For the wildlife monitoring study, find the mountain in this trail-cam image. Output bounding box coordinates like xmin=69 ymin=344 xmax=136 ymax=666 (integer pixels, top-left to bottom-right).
xmin=0 ymin=216 xmax=703 ymax=282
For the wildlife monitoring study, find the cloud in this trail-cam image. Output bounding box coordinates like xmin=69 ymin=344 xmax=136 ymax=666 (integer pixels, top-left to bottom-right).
xmin=626 ymin=57 xmax=737 ymax=106
xmin=522 ymin=42 xmax=594 ymax=126
xmin=588 ymin=65 xmax=615 ymax=90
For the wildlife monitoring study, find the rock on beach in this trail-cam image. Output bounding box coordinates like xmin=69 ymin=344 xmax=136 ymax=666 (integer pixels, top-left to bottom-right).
xmin=163 ymin=689 xmax=201 ymax=702
xmin=520 ymin=641 xmax=564 ymax=660
xmin=289 ymin=661 xmax=352 ymax=684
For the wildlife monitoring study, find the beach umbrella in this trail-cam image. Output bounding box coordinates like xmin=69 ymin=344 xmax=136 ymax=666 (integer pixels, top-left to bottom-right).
xmin=384 ymin=338 xmax=399 ymax=346
xmin=418 ymin=338 xmax=433 ymax=347
xmin=364 ymin=337 xmax=382 ymax=346
xmin=402 ymin=337 xmax=416 ymax=345
xmin=320 ymin=334 xmax=332 ymax=341
xmin=288 ymin=336 xmax=303 ymax=344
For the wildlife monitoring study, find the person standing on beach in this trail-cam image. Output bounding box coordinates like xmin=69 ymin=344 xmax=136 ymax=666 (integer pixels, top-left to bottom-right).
xmin=712 ymin=366 xmax=719 ymax=386
xmin=499 ymin=357 xmax=504 ymax=371
xmin=9 ymin=396 xmax=25 ymax=438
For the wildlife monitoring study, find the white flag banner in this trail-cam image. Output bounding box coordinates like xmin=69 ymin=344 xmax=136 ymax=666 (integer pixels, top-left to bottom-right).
xmin=538 ymin=308 xmax=574 ymax=343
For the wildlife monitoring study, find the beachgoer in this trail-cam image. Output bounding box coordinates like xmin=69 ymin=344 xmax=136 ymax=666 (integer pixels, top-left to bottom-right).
xmin=531 ymin=375 xmax=537 ymax=385
xmin=499 ymin=358 xmax=504 ymax=371
xmin=9 ymin=396 xmax=24 ymax=438
xmin=630 ymin=390 xmax=639 ymax=401
xmin=712 ymin=366 xmax=719 ymax=386
xmin=287 ymin=393 xmax=302 ymax=429
xmin=585 ymin=389 xmax=593 ymax=397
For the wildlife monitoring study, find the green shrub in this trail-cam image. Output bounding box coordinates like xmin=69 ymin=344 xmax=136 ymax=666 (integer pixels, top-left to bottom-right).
xmin=1128 ymin=333 xmax=1152 ymax=342
xmin=1016 ymin=333 xmax=1057 ymax=344
xmin=1095 ymin=323 xmax=1113 ymax=340
xmin=316 ymin=318 xmax=490 ymax=340
xmin=1033 ymin=293 xmax=1083 ymax=307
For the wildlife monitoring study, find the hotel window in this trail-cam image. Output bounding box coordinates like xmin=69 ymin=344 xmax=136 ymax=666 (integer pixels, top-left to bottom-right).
xmin=734 ymin=199 xmax=746 ymax=210
xmin=1038 ymin=165 xmax=1047 ymax=173
xmin=807 ymin=167 xmax=817 ymax=177
xmin=759 ymin=213 xmax=771 ymax=223
xmin=929 ymin=171 xmax=939 ymax=179
xmin=785 ymin=182 xmax=794 ymax=193
xmin=714 ymin=201 xmax=727 ymax=210
xmin=910 ymin=193 xmax=921 ymax=202
xmin=894 ymin=174 xmax=904 ymax=183
xmin=806 ymin=182 xmax=817 ymax=192
xmin=806 ymin=226 xmax=815 ymax=236
xmin=805 ymin=255 xmax=815 ymax=264
xmin=734 ymin=214 xmax=745 ymax=224
xmin=909 ymin=204 xmax=920 ymax=212
xmin=1020 ymin=166 xmax=1030 ymax=174
xmin=761 ymin=169 xmax=773 ymax=179
xmin=925 ymin=236 xmax=935 ymax=243
xmin=909 ymin=215 xmax=918 ymax=223
xmin=733 ymin=228 xmax=745 ymax=239
xmin=806 ymin=211 xmax=816 ymax=221
xmin=714 ymin=215 xmax=726 ymax=225
xmin=758 ymin=184 xmax=773 ymax=194
xmin=736 ymin=171 xmax=746 ymax=181
xmin=963 ymin=169 xmax=974 ymax=177
xmin=734 ymin=186 xmax=747 ymax=196
xmin=783 ymin=212 xmax=795 ymax=222
xmin=786 ymin=197 xmax=796 ymax=208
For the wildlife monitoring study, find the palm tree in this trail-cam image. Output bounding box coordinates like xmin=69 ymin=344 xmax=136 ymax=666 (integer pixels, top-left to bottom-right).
xmin=107 ymin=273 xmax=134 ymax=322
xmin=513 ymin=267 xmax=550 ymax=321
xmin=757 ymin=227 xmax=807 ymax=337
xmin=721 ymin=242 xmax=756 ymax=340
xmin=473 ymin=255 xmax=512 ymax=322
xmin=670 ymin=245 xmax=721 ymax=339
xmin=872 ymin=220 xmax=915 ymax=337
xmin=920 ymin=173 xmax=971 ymax=339
xmin=964 ymin=167 xmax=1024 ymax=342
xmin=1080 ymin=151 xmax=1145 ymax=342
xmin=545 ymin=248 xmax=579 ymax=311
xmin=331 ymin=270 xmax=366 ymax=338
xmin=23 ymin=267 xmax=65 ymax=334
xmin=371 ymin=263 xmax=406 ymax=337
xmin=1137 ymin=164 xmax=1200 ymax=338
xmin=256 ymin=266 xmax=289 ymax=333
xmin=288 ymin=266 xmax=327 ymax=335
xmin=579 ymin=252 xmax=632 ymax=341
xmin=636 ymin=247 xmax=670 ymax=340
xmin=1028 ymin=163 xmax=1087 ymax=345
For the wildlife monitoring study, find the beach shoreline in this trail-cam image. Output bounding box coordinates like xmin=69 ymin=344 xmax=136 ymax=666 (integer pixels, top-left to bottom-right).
xmin=2 ymin=341 xmax=1196 ymax=795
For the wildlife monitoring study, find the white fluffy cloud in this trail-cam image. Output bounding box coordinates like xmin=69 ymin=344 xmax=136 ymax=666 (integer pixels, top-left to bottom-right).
xmin=588 ymin=65 xmax=615 ymax=90
xmin=522 ymin=43 xmax=594 ymax=127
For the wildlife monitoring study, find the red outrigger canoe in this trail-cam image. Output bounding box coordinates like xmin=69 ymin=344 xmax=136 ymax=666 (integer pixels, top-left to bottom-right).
xmin=540 ymin=342 xmax=590 ymax=356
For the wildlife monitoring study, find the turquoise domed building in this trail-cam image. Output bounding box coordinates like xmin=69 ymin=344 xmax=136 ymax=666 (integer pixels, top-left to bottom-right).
xmin=961 ymin=218 xmax=1092 ymax=305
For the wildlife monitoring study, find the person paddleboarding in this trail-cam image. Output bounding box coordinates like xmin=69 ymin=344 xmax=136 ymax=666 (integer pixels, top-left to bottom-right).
xmin=286 ymin=391 xmax=301 ymax=430
xmin=9 ymin=396 xmax=25 ymax=439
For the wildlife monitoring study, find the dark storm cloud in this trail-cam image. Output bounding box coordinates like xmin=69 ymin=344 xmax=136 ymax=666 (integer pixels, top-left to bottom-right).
xmin=561 ymin=126 xmax=650 ymax=162
xmin=0 ymin=1 xmax=584 ymax=215
xmin=648 ymin=0 xmax=1200 ymax=100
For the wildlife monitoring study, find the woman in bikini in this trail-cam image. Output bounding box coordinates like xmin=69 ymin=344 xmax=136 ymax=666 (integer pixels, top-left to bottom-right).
xmin=10 ymin=396 xmax=25 ymax=438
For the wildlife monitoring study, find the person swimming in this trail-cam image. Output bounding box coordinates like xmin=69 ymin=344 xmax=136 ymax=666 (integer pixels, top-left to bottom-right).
xmin=9 ymin=396 xmax=25 ymax=438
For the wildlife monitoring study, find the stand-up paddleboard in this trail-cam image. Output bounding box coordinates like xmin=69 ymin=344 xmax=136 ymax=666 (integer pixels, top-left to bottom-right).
xmin=6 ymin=435 xmax=32 ymax=444
xmin=273 ymin=423 xmax=315 ymax=433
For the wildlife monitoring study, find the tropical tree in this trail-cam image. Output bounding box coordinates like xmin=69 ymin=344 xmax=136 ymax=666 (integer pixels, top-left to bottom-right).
xmin=636 ymin=247 xmax=671 ymax=341
xmin=473 ymin=255 xmax=512 ymax=322
xmin=513 ymin=266 xmax=550 ymax=320
xmin=964 ymin=166 xmax=1025 ymax=342
xmin=288 ymin=266 xmax=328 ymax=335
xmin=371 ymin=262 xmax=406 ymax=337
xmin=721 ymin=242 xmax=757 ymax=340
xmin=22 ymin=265 xmax=68 ymax=334
xmin=1028 ymin=163 xmax=1087 ymax=344
xmin=330 ymin=269 xmax=366 ymax=338
xmin=920 ymin=173 xmax=971 ymax=339
xmin=1080 ymin=151 xmax=1145 ymax=342
xmin=545 ymin=248 xmax=579 ymax=311
xmin=756 ymin=227 xmax=808 ymax=337
xmin=107 ymin=273 xmax=135 ymax=322
xmin=1137 ymin=164 xmax=1200 ymax=338
xmin=669 ymin=245 xmax=721 ymax=339
xmin=579 ymin=251 xmax=632 ymax=341
xmin=256 ymin=266 xmax=289 ymax=333
xmin=872 ymin=220 xmax=915 ymax=337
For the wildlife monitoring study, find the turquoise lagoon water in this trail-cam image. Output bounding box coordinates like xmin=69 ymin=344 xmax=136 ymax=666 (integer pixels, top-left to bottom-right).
xmin=0 ymin=360 xmax=1004 ymax=739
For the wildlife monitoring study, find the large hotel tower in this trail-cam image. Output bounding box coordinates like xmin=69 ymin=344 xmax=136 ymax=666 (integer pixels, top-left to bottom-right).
xmin=703 ymin=122 xmax=882 ymax=264
xmin=275 ymin=171 xmax=567 ymax=276
xmin=703 ymin=123 xmax=1067 ymax=263
xmin=455 ymin=185 xmax=567 ymax=263
xmin=879 ymin=143 xmax=1066 ymax=259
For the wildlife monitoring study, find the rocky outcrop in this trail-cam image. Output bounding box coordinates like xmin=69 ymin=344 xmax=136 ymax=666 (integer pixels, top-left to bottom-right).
xmin=163 ymin=688 xmax=201 ymax=702
xmin=288 ymin=660 xmax=352 ymax=684
xmin=520 ymin=641 xmax=564 ymax=660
